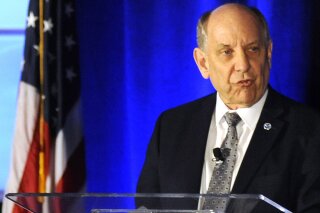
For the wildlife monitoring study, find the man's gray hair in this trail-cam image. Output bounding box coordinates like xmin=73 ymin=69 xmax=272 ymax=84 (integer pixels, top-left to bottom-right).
xmin=196 ymin=11 xmax=212 ymax=51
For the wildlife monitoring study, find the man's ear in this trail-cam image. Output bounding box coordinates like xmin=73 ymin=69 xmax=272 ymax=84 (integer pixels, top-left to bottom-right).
xmin=193 ymin=47 xmax=210 ymax=79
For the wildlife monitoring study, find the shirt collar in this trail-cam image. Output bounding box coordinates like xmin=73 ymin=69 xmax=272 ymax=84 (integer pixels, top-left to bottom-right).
xmin=215 ymin=89 xmax=268 ymax=130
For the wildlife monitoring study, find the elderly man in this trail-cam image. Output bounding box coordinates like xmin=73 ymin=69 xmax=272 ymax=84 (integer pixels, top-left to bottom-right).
xmin=137 ymin=3 xmax=320 ymax=212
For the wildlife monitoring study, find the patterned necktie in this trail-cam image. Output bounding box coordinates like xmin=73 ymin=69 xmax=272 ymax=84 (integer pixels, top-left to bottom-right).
xmin=202 ymin=112 xmax=242 ymax=212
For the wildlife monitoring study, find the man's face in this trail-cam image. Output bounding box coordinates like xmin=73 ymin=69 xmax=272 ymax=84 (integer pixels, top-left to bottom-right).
xmin=196 ymin=7 xmax=272 ymax=109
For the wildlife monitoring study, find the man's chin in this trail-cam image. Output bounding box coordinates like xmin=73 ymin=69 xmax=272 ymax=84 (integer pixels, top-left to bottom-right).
xmin=231 ymin=96 xmax=257 ymax=108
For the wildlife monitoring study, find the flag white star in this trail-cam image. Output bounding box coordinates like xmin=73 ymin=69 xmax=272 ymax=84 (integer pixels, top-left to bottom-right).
xmin=33 ymin=45 xmax=39 ymax=53
xmin=65 ymin=35 xmax=76 ymax=50
xmin=66 ymin=67 xmax=77 ymax=81
xmin=44 ymin=19 xmax=54 ymax=33
xmin=26 ymin=11 xmax=38 ymax=28
xmin=65 ymin=3 xmax=74 ymax=17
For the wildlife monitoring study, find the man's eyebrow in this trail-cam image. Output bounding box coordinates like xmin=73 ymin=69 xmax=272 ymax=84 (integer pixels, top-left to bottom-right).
xmin=216 ymin=41 xmax=260 ymax=50
xmin=246 ymin=40 xmax=260 ymax=46
xmin=217 ymin=43 xmax=231 ymax=49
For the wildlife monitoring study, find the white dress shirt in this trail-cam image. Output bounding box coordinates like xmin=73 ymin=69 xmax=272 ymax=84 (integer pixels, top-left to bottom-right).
xmin=199 ymin=90 xmax=268 ymax=194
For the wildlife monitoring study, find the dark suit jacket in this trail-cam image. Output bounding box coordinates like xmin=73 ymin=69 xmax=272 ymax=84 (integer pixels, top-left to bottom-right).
xmin=136 ymin=87 xmax=320 ymax=212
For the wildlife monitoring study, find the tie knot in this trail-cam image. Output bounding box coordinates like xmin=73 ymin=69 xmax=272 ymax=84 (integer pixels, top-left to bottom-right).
xmin=224 ymin=112 xmax=241 ymax=126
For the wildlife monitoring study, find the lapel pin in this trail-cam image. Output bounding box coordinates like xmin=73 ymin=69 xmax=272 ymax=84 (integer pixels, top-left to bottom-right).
xmin=263 ymin=123 xmax=272 ymax=130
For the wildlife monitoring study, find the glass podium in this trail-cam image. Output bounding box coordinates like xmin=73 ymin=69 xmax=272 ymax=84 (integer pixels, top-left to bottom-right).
xmin=5 ymin=193 xmax=292 ymax=213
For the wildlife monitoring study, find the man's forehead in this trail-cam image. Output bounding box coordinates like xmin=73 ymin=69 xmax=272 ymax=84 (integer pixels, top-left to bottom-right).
xmin=213 ymin=27 xmax=262 ymax=45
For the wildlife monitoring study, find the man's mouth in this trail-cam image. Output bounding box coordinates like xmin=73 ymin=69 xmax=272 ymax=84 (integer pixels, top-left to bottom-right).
xmin=237 ymin=80 xmax=253 ymax=87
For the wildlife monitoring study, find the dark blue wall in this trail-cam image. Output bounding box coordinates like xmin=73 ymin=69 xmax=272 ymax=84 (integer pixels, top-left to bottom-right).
xmin=75 ymin=0 xmax=320 ymax=192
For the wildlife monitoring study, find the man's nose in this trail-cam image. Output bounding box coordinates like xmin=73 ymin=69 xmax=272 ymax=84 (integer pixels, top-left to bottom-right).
xmin=234 ymin=50 xmax=250 ymax=72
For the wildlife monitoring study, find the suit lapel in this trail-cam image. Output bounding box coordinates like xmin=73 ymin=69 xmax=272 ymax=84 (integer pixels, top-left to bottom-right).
xmin=232 ymin=88 xmax=286 ymax=193
xmin=180 ymin=93 xmax=216 ymax=192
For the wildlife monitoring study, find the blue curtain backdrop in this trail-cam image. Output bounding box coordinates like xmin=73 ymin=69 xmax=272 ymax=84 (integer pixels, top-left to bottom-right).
xmin=75 ymin=0 xmax=320 ymax=193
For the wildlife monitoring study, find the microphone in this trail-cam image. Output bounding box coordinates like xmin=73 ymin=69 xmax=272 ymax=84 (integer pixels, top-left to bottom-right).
xmin=213 ymin=148 xmax=230 ymax=162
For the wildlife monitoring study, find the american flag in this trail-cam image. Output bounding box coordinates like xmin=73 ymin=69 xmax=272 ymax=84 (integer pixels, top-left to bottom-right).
xmin=3 ymin=0 xmax=86 ymax=212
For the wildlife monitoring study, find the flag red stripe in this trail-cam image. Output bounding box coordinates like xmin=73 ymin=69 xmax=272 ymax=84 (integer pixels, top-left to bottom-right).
xmin=12 ymin=118 xmax=51 ymax=213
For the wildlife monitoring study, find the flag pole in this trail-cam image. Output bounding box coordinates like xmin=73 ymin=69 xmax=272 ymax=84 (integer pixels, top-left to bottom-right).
xmin=38 ymin=0 xmax=46 ymax=196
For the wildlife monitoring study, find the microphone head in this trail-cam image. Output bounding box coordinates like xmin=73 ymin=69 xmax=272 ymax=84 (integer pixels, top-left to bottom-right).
xmin=213 ymin=148 xmax=231 ymax=162
xmin=213 ymin=148 xmax=224 ymax=161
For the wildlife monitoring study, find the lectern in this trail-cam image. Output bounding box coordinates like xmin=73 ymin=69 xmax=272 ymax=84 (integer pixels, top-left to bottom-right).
xmin=5 ymin=193 xmax=292 ymax=213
